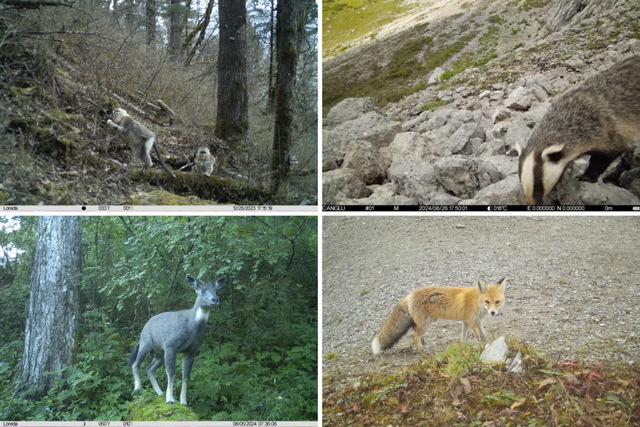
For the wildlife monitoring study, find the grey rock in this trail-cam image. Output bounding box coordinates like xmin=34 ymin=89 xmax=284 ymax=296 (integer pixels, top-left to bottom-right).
xmin=322 ymin=169 xmax=370 ymax=204
xmin=476 ymin=138 xmax=507 ymax=157
xmin=448 ymin=123 xmax=485 ymax=155
xmin=480 ymin=336 xmax=509 ymax=363
xmin=388 ymin=160 xmax=439 ymax=204
xmin=322 ymin=156 xmax=340 ymax=172
xmin=389 ymin=132 xmax=430 ymax=163
xmin=450 ymin=109 xmax=475 ymax=123
xmin=504 ymin=120 xmax=532 ymax=154
xmin=343 ymin=140 xmax=386 ymax=185
xmin=429 ymin=67 xmax=445 ymax=84
xmin=325 ymin=98 xmax=378 ymax=129
xmin=433 ymin=156 xmax=482 ymax=199
xmin=416 ymin=108 xmax=453 ymax=133
xmin=505 ymin=87 xmax=533 ymax=111
xmin=402 ymin=111 xmax=430 ymax=131
xmin=555 ymin=180 xmax=640 ymax=205
xmin=506 ymin=351 xmax=524 ymax=373
xmin=620 ymin=168 xmax=640 ymax=199
xmin=492 ymin=107 xmax=511 ymax=123
xmin=426 ymin=193 xmax=461 ymax=205
xmin=461 ymin=175 xmax=523 ymax=205
xmin=328 ymin=111 xmax=402 ymax=152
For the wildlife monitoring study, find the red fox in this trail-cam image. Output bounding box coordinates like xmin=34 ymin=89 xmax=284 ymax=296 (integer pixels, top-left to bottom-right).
xmin=372 ymin=278 xmax=506 ymax=354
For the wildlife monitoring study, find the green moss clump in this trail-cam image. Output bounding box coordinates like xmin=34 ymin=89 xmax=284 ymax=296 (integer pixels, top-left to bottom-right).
xmin=126 ymin=395 xmax=199 ymax=421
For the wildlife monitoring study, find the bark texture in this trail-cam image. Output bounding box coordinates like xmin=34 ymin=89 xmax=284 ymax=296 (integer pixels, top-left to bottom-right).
xmin=269 ymin=0 xmax=298 ymax=195
xmin=15 ymin=216 xmax=82 ymax=398
xmin=215 ymin=0 xmax=249 ymax=147
xmin=169 ymin=0 xmax=182 ymax=60
xmin=146 ymin=0 xmax=156 ymax=46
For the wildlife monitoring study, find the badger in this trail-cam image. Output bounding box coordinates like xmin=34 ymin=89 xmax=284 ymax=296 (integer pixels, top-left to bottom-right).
xmin=516 ymin=55 xmax=640 ymax=205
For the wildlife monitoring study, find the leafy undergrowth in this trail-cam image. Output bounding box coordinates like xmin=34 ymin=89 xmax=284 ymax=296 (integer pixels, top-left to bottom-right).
xmin=323 ymin=339 xmax=640 ymax=426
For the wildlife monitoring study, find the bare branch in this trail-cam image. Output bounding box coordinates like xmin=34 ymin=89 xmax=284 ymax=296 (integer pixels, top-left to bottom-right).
xmin=21 ymin=31 xmax=116 ymax=42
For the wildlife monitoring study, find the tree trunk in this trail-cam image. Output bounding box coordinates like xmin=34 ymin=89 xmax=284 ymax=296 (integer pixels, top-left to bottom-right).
xmin=146 ymin=0 xmax=157 ymax=46
xmin=266 ymin=0 xmax=276 ymax=114
xmin=15 ymin=216 xmax=82 ymax=399
xmin=269 ymin=0 xmax=298 ymax=195
xmin=169 ymin=0 xmax=182 ymax=60
xmin=215 ymin=0 xmax=249 ymax=147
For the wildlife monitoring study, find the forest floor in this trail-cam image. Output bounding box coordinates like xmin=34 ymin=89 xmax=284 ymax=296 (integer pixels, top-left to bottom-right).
xmin=322 ymin=216 xmax=640 ymax=388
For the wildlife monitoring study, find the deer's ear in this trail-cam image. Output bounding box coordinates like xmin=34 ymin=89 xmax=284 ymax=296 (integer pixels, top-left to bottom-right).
xmin=215 ymin=276 xmax=226 ymax=289
xmin=186 ymin=274 xmax=198 ymax=289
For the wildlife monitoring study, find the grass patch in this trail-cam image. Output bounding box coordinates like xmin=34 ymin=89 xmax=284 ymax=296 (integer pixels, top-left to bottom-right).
xmin=520 ymin=0 xmax=552 ymax=11
xmin=323 ymin=338 xmax=640 ymax=426
xmin=323 ymin=0 xmax=412 ymax=56
xmin=323 ymin=31 xmax=474 ymax=114
xmin=422 ymin=100 xmax=449 ymax=111
xmin=360 ymin=289 xmax=369 ymax=297
xmin=488 ymin=15 xmax=505 ymax=25
xmin=325 ymin=352 xmax=338 ymax=360
xmin=479 ymin=25 xmax=501 ymax=46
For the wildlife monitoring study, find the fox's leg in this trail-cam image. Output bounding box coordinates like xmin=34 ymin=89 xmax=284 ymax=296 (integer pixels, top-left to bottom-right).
xmin=461 ymin=322 xmax=469 ymax=342
xmin=412 ymin=317 xmax=430 ymax=354
xmin=467 ymin=319 xmax=487 ymax=343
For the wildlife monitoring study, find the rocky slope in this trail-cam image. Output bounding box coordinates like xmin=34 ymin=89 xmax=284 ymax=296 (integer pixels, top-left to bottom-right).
xmin=322 ymin=0 xmax=640 ymax=205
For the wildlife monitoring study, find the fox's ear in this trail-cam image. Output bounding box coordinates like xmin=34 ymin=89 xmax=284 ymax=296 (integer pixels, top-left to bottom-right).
xmin=477 ymin=279 xmax=488 ymax=293
xmin=496 ymin=277 xmax=507 ymax=292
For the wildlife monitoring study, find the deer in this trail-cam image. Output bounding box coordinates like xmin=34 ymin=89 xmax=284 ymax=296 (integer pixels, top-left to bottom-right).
xmin=128 ymin=273 xmax=226 ymax=405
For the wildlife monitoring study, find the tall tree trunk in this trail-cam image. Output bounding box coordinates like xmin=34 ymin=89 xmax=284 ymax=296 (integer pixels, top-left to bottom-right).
xmin=266 ymin=0 xmax=276 ymax=114
xmin=169 ymin=0 xmax=182 ymax=60
xmin=146 ymin=0 xmax=157 ymax=46
xmin=215 ymin=0 xmax=248 ymax=147
xmin=269 ymin=0 xmax=298 ymax=195
xmin=15 ymin=216 xmax=82 ymax=399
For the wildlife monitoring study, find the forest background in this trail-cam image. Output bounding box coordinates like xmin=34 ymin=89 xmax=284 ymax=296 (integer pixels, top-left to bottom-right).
xmin=0 ymin=215 xmax=318 ymax=421
xmin=0 ymin=0 xmax=318 ymax=205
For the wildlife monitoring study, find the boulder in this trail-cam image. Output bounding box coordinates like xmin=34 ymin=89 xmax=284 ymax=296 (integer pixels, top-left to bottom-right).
xmin=461 ymin=175 xmax=523 ymax=205
xmin=388 ymin=160 xmax=440 ymax=204
xmin=504 ymin=87 xmax=533 ymax=111
xmin=389 ymin=132 xmax=430 ymax=163
xmin=322 ymin=169 xmax=370 ymax=204
xmin=342 ymin=140 xmax=386 ymax=185
xmin=325 ymin=111 xmax=403 ymax=152
xmin=324 ymin=98 xmax=378 ymax=128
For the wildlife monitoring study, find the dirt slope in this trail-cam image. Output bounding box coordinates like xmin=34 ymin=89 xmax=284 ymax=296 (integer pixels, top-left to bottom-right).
xmin=323 ymin=216 xmax=640 ymax=384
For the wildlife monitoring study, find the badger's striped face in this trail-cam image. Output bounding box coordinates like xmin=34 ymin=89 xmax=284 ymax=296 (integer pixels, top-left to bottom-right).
xmin=518 ymin=144 xmax=568 ymax=205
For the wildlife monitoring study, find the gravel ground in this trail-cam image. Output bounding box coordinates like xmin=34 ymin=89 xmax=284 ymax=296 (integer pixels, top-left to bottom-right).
xmin=322 ymin=216 xmax=640 ymax=383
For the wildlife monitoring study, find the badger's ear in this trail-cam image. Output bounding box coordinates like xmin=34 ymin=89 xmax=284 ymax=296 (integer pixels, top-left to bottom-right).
xmin=514 ymin=142 xmax=524 ymax=157
xmin=541 ymin=144 xmax=566 ymax=164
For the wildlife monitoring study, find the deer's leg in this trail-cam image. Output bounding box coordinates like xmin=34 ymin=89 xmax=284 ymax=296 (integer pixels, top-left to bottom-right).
xmin=180 ymin=353 xmax=196 ymax=405
xmin=164 ymin=349 xmax=178 ymax=404
xmin=146 ymin=351 xmax=165 ymax=396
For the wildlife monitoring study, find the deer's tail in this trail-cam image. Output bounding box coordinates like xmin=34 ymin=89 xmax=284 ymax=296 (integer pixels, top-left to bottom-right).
xmin=128 ymin=343 xmax=139 ymax=366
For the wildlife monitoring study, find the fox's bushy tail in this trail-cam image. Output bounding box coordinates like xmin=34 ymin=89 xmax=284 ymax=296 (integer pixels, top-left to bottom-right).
xmin=372 ymin=298 xmax=415 ymax=355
